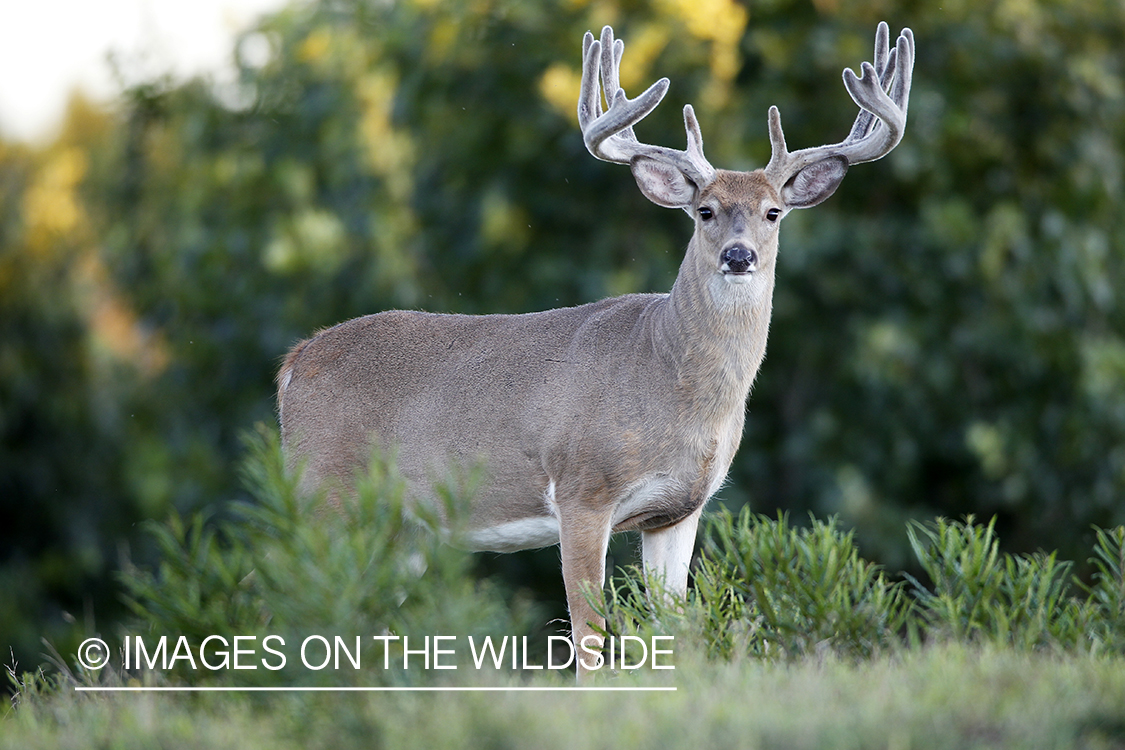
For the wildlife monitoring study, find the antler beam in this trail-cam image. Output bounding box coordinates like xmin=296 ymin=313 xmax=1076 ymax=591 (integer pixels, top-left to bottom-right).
xmin=578 ymin=26 xmax=716 ymax=188
xmin=764 ymin=22 xmax=914 ymax=186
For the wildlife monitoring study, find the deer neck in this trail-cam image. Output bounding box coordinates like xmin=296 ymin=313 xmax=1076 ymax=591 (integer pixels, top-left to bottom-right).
xmin=656 ymin=242 xmax=776 ymax=415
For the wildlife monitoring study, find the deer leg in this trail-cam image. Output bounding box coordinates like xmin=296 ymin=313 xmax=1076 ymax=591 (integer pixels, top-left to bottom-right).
xmin=557 ymin=505 xmax=613 ymax=680
xmin=641 ymin=505 xmax=703 ymax=601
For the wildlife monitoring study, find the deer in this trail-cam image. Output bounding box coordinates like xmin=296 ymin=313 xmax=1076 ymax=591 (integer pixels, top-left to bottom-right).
xmin=277 ymin=21 xmax=913 ymax=678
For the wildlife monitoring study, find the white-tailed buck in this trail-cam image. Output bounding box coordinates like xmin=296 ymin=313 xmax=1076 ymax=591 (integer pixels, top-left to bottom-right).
xmin=278 ymin=22 xmax=913 ymax=677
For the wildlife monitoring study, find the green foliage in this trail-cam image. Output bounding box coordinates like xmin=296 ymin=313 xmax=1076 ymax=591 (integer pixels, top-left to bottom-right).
xmin=10 ymin=507 xmax=1125 ymax=747
xmin=605 ymin=513 xmax=1125 ymax=663
xmin=8 ymin=645 xmax=1125 ymax=750
xmin=120 ymin=510 xmax=256 ymax=646
xmin=699 ymin=508 xmax=912 ymax=659
xmin=1081 ymin=525 xmax=1125 ymax=652
xmin=605 ymin=508 xmax=911 ymax=662
xmin=117 ymin=426 xmax=531 ymax=685
xmin=906 ymin=516 xmax=1092 ymax=650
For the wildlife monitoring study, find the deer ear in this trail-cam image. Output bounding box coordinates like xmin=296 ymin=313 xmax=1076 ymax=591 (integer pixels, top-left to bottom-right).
xmin=781 ymin=156 xmax=848 ymax=209
xmin=631 ymin=156 xmax=697 ymax=209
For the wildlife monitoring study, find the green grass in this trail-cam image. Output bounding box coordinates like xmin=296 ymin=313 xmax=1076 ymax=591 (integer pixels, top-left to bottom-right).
xmin=5 ymin=427 xmax=1125 ymax=748
xmin=5 ymin=645 xmax=1125 ymax=749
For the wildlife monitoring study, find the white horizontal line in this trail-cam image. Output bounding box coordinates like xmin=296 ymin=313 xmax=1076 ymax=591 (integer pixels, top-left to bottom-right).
xmin=75 ymin=686 xmax=677 ymax=693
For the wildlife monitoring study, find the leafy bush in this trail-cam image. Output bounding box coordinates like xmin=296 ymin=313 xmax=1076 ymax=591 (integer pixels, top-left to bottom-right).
xmin=118 ymin=426 xmax=532 ymax=686
xmin=1081 ymin=525 xmax=1125 ymax=653
xmin=605 ymin=511 xmax=1125 ymax=662
xmin=700 ymin=509 xmax=913 ymax=659
xmin=906 ymin=516 xmax=1091 ymax=650
xmin=114 ymin=429 xmax=1125 ymax=688
xmin=604 ymin=508 xmax=911 ymax=662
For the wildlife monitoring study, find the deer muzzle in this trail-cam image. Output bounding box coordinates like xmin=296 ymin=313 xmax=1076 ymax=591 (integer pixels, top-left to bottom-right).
xmin=720 ymin=244 xmax=758 ymax=275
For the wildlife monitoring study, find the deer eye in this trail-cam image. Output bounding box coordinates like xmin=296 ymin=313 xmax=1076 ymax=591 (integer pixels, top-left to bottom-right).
xmin=766 ymin=208 xmax=781 ymax=222
xmin=698 ymin=206 xmax=714 ymax=221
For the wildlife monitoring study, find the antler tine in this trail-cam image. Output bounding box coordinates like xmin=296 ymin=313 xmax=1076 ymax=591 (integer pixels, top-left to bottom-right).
xmin=600 ymin=27 xmax=626 ymax=113
xmin=888 ymin=28 xmax=914 ymax=115
xmin=578 ymin=30 xmax=665 ymax=163
xmin=845 ymin=21 xmax=895 ymax=144
xmin=577 ymin=26 xmax=716 ymax=187
xmin=765 ymin=23 xmax=914 ymax=186
xmin=841 ymin=26 xmax=913 ymax=157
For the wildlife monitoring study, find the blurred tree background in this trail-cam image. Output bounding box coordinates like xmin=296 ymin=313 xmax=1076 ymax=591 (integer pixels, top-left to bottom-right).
xmin=3 ymin=0 xmax=1125 ymax=674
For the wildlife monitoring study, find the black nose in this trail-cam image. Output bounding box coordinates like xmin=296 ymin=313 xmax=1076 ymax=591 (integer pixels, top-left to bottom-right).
xmin=721 ymin=244 xmax=758 ymax=274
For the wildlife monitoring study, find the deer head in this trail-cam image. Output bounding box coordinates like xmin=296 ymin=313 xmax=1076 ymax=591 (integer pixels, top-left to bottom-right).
xmin=578 ymin=23 xmax=913 ymax=305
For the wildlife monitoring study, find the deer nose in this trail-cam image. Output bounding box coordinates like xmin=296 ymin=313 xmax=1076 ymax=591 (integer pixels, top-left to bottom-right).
xmin=720 ymin=244 xmax=758 ymax=274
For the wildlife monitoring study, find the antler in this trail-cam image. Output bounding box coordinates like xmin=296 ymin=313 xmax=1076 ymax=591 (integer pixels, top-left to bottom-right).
xmin=764 ymin=22 xmax=914 ymax=186
xmin=578 ymin=26 xmax=717 ymax=188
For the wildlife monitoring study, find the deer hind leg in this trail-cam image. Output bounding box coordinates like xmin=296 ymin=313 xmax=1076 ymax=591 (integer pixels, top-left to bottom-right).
xmin=557 ymin=503 xmax=614 ymax=680
xmin=641 ymin=505 xmax=703 ymax=602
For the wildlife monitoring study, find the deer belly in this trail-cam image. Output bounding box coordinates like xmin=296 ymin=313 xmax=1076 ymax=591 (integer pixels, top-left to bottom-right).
xmin=460 ymin=516 xmax=560 ymax=553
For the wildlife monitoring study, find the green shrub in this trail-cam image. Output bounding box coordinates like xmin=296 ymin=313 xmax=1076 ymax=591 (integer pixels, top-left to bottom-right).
xmin=112 ymin=430 xmax=1125 ymax=686
xmin=605 ymin=512 xmax=1125 ymax=662
xmin=117 ymin=425 xmax=532 ymax=686
xmin=907 ymin=516 xmax=1095 ymax=651
xmin=1080 ymin=525 xmax=1125 ymax=653
xmin=604 ymin=508 xmax=911 ymax=662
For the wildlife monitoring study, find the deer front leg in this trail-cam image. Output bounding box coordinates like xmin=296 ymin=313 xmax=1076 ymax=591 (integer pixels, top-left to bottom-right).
xmin=557 ymin=505 xmax=614 ymax=681
xmin=641 ymin=505 xmax=703 ymax=602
